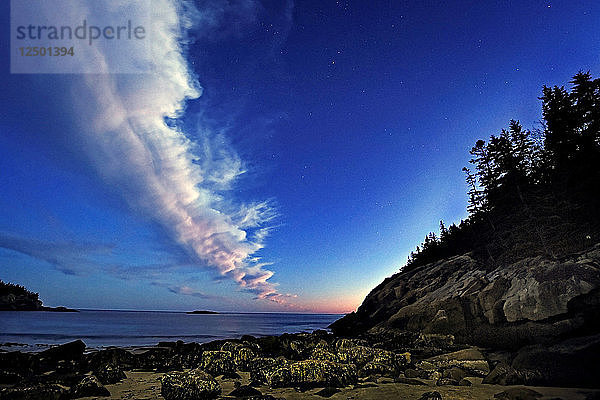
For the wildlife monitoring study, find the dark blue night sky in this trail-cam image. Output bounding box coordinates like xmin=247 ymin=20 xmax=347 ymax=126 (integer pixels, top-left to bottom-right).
xmin=1 ymin=1 xmax=598 ymax=312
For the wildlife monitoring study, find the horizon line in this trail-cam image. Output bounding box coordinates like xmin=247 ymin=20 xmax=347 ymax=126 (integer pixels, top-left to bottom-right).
xmin=65 ymin=308 xmax=349 ymax=315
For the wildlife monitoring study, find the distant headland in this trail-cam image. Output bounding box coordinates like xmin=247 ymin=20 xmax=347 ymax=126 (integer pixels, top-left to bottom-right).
xmin=0 ymin=280 xmax=78 ymax=312
xmin=186 ymin=310 xmax=219 ymax=314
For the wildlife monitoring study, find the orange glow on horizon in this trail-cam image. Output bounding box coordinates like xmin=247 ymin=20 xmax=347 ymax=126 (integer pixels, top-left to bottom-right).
xmin=297 ymin=295 xmax=362 ymax=315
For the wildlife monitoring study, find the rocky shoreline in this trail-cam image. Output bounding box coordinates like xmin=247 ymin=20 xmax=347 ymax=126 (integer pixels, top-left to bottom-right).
xmin=1 ymin=330 xmax=599 ymax=400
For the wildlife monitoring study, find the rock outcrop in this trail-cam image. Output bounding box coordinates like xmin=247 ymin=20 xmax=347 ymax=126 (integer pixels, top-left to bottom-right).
xmin=331 ymin=243 xmax=600 ymax=349
xmin=330 ymin=243 xmax=600 ymax=388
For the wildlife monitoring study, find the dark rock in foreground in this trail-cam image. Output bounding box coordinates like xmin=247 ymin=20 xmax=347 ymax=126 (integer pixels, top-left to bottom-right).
xmin=94 ymin=364 xmax=127 ymax=385
xmin=70 ymin=375 xmax=110 ymax=398
xmin=160 ymin=368 xmax=221 ymax=400
xmin=510 ymin=333 xmax=600 ymax=388
xmin=269 ymin=360 xmax=358 ymax=388
xmin=418 ymin=391 xmax=443 ymax=400
xmin=40 ymin=340 xmax=86 ymax=363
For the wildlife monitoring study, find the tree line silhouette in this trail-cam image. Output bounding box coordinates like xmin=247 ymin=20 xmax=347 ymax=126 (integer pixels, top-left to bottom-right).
xmin=0 ymin=279 xmax=39 ymax=299
xmin=404 ymin=71 xmax=600 ymax=271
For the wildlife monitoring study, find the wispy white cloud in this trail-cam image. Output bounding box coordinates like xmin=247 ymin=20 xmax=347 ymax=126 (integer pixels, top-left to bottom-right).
xmin=27 ymin=0 xmax=290 ymax=303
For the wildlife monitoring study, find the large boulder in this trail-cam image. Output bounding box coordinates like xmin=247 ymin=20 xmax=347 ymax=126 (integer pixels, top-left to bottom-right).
xmin=509 ymin=334 xmax=600 ymax=388
xmin=39 ymin=340 xmax=86 ymax=363
xmin=482 ymin=361 xmax=523 ymax=385
xmin=200 ymin=350 xmax=235 ymax=376
xmin=418 ymin=391 xmax=443 ymax=400
xmin=254 ymin=332 xmax=332 ymax=360
xmin=228 ymin=384 xmax=263 ymax=397
xmin=160 ymin=369 xmax=221 ymax=400
xmin=94 ymin=364 xmax=126 ymax=384
xmin=310 ymin=348 xmax=342 ymax=363
xmin=85 ymin=348 xmax=136 ymax=371
xmin=249 ymin=357 xmax=291 ymax=384
xmin=0 ymin=351 xmax=39 ymax=376
xmin=336 ymin=345 xmax=396 ymax=368
xmin=70 ymin=375 xmax=110 ymax=398
xmin=358 ymin=361 xmax=396 ymax=378
xmin=269 ymin=360 xmax=357 ymax=388
xmin=135 ymin=347 xmax=180 ymax=371
xmin=221 ymin=342 xmax=256 ymax=371
xmin=424 ymin=348 xmax=490 ymax=377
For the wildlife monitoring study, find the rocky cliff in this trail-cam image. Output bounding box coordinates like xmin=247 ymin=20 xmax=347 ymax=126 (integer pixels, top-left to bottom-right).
xmin=331 ymin=243 xmax=600 ymax=350
xmin=330 ymin=243 xmax=600 ymax=387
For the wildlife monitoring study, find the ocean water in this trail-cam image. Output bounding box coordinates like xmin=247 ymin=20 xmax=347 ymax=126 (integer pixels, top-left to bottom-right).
xmin=0 ymin=310 xmax=342 ymax=350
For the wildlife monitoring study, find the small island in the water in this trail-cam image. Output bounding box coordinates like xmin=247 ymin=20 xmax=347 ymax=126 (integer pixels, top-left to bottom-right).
xmin=186 ymin=310 xmax=219 ymax=314
xmin=0 ymin=280 xmax=78 ymax=312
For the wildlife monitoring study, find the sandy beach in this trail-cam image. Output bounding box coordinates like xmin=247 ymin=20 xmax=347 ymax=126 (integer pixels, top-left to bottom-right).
xmin=87 ymin=370 xmax=600 ymax=400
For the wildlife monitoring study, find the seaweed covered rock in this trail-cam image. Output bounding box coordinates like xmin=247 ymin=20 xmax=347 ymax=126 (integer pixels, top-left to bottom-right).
xmin=334 ymin=338 xmax=369 ymax=350
xmin=254 ymin=332 xmax=334 ymax=360
xmin=358 ymin=361 xmax=396 ymax=378
xmin=160 ymin=369 xmax=221 ymax=400
xmin=269 ymin=360 xmax=357 ymax=388
xmin=200 ymin=350 xmax=235 ymax=376
xmin=310 ymin=348 xmax=342 ymax=363
xmin=337 ymin=345 xmax=397 ymax=369
xmin=424 ymin=348 xmax=490 ymax=377
xmin=418 ymin=391 xmax=443 ymax=400
xmin=0 ymin=384 xmax=70 ymax=400
xmin=135 ymin=347 xmax=176 ymax=371
xmin=94 ymin=364 xmax=126 ymax=385
xmin=220 ymin=342 xmax=256 ymax=371
xmin=85 ymin=348 xmax=136 ymax=372
xmin=435 ymin=377 xmax=460 ymax=386
xmin=70 ymin=375 xmax=110 ymax=398
xmin=249 ymin=357 xmax=291 ymax=384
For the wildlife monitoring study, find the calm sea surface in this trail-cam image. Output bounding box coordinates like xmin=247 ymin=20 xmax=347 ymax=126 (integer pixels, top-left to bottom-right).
xmin=0 ymin=310 xmax=342 ymax=350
